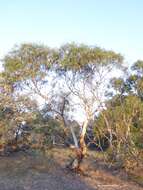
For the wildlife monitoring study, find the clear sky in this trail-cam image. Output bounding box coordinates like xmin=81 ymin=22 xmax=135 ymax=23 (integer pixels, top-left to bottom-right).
xmin=0 ymin=0 xmax=143 ymax=64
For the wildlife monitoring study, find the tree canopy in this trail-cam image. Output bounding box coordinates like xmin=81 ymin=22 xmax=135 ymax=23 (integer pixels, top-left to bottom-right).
xmin=0 ymin=42 xmax=142 ymax=172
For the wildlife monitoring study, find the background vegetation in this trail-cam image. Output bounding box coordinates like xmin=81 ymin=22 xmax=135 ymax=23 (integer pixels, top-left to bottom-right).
xmin=0 ymin=43 xmax=142 ymax=171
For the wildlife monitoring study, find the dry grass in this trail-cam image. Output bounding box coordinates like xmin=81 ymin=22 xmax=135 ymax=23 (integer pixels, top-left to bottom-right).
xmin=0 ymin=148 xmax=142 ymax=190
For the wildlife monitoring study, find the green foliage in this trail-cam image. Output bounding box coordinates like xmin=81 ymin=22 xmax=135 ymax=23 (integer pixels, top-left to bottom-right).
xmin=94 ymin=94 xmax=143 ymax=167
xmin=2 ymin=43 xmax=56 ymax=85
xmin=0 ymin=42 xmax=143 ymax=174
xmin=28 ymin=112 xmax=66 ymax=149
xmin=132 ymin=60 xmax=143 ymax=74
xmin=59 ymin=43 xmax=123 ymax=70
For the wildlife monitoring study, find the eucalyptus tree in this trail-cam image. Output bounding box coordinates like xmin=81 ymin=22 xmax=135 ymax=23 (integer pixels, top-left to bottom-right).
xmin=1 ymin=43 xmax=76 ymax=149
xmin=1 ymin=43 xmax=58 ymax=101
xmin=1 ymin=43 xmax=59 ymax=124
xmin=0 ymin=43 xmax=58 ymax=148
xmin=56 ymin=43 xmax=124 ymax=170
xmin=0 ymin=69 xmax=38 ymax=149
xmin=1 ymin=42 xmax=124 ymax=170
xmin=94 ymin=61 xmax=143 ymax=167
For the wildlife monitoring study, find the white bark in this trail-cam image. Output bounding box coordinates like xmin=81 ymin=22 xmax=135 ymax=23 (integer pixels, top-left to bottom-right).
xmin=69 ymin=125 xmax=79 ymax=148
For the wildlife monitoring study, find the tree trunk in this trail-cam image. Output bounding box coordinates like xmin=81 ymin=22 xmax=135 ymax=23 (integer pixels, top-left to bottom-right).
xmin=69 ymin=120 xmax=88 ymax=172
xmin=69 ymin=125 xmax=79 ymax=148
xmin=102 ymin=113 xmax=113 ymax=148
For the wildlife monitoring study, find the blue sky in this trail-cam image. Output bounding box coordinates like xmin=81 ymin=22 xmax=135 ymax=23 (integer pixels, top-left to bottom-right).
xmin=0 ymin=0 xmax=143 ymax=64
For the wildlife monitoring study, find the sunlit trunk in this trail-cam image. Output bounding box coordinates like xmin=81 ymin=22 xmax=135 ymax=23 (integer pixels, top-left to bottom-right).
xmin=69 ymin=120 xmax=88 ymax=172
xmin=69 ymin=125 xmax=79 ymax=148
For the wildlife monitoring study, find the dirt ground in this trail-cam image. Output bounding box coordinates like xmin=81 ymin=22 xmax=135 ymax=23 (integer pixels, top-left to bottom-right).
xmin=0 ymin=148 xmax=142 ymax=190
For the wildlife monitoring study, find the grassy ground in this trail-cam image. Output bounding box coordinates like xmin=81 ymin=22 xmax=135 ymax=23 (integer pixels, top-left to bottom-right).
xmin=0 ymin=148 xmax=142 ymax=190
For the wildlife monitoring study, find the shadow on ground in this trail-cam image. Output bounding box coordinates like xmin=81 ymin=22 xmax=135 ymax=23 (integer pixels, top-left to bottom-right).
xmin=0 ymin=151 xmax=96 ymax=190
xmin=0 ymin=148 xmax=142 ymax=190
